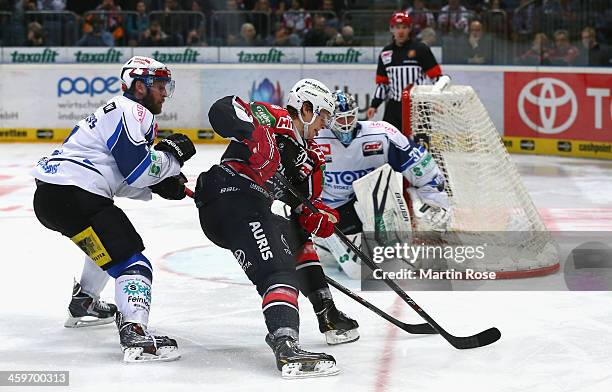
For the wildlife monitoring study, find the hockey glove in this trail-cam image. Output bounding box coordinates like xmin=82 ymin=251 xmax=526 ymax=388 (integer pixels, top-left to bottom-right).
xmin=150 ymin=173 xmax=188 ymax=200
xmin=410 ymin=180 xmax=451 ymax=232
xmin=298 ymin=199 xmax=339 ymax=238
xmin=243 ymin=125 xmax=280 ymax=183
xmin=154 ymin=133 xmax=196 ymax=167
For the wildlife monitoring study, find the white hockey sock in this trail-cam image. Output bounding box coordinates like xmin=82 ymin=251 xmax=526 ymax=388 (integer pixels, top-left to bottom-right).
xmin=115 ymin=275 xmax=151 ymax=326
xmin=79 ymin=256 xmax=110 ymax=299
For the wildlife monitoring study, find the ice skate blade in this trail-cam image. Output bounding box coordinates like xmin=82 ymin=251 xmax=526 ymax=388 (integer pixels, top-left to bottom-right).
xmin=324 ymin=328 xmax=360 ymax=345
xmin=281 ymin=361 xmax=340 ymax=379
xmin=64 ymin=314 xmax=114 ymax=328
xmin=122 ymin=346 xmax=181 ymax=363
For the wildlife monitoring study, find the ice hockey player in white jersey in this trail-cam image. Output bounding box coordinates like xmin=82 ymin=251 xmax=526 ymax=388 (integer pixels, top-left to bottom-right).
xmin=31 ymin=56 xmax=196 ymax=362
xmin=314 ymin=91 xmax=449 ymax=276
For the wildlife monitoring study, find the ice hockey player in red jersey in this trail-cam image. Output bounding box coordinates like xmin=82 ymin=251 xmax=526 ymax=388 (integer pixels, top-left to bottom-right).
xmin=194 ymin=79 xmax=359 ymax=378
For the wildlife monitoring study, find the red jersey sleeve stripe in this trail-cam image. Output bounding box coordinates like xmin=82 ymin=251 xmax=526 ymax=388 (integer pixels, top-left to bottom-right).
xmin=376 ymin=75 xmax=390 ymax=84
xmin=425 ymin=64 xmax=442 ymax=79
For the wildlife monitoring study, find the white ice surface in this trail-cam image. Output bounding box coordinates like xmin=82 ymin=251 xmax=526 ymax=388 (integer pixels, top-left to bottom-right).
xmin=1 ymin=144 xmax=611 ymax=392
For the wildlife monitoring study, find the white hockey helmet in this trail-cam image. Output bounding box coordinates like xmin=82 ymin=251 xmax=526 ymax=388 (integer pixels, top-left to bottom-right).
xmin=120 ymin=56 xmax=175 ymax=97
xmin=330 ymin=90 xmax=359 ymax=145
xmin=286 ymin=78 xmax=335 ymax=138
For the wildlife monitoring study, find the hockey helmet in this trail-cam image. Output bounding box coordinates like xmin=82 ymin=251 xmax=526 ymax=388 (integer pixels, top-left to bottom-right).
xmin=330 ymin=91 xmax=359 ymax=145
xmin=286 ymin=78 xmax=335 ymax=139
xmin=120 ymin=56 xmax=175 ymax=97
xmin=389 ymin=11 xmax=412 ymax=28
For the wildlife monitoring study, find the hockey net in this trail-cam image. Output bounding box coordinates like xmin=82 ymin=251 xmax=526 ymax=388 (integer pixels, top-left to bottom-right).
xmin=402 ymin=78 xmax=559 ymax=278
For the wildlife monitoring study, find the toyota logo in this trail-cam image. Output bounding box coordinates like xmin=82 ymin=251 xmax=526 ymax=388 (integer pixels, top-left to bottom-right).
xmin=518 ymin=77 xmax=578 ymax=134
xmin=233 ymin=249 xmax=245 ymax=263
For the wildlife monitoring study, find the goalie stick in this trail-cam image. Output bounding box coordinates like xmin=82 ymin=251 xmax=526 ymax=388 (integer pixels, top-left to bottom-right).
xmin=184 ymin=186 xmax=436 ymax=336
xmin=272 ymin=172 xmax=501 ymax=350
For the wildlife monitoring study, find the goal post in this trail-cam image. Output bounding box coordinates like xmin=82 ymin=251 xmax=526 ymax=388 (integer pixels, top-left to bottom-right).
xmin=401 ymin=77 xmax=560 ymax=279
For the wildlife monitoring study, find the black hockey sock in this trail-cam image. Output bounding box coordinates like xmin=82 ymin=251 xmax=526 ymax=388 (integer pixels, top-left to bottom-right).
xmin=295 ymin=241 xmax=329 ymax=302
xmin=307 ymin=287 xmax=333 ymax=314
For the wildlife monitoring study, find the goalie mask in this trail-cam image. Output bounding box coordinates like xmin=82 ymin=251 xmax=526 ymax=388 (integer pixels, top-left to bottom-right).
xmin=331 ymin=91 xmax=358 ymax=145
xmin=120 ymin=56 xmax=175 ymax=98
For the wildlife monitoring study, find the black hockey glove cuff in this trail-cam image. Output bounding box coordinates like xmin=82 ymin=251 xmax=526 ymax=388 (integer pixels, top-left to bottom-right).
xmin=150 ymin=173 xmax=187 ymax=200
xmin=154 ymin=133 xmax=196 ymax=167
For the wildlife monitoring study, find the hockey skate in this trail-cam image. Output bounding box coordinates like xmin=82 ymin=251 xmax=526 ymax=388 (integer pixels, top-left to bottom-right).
xmin=116 ymin=312 xmax=180 ymax=363
xmin=64 ymin=280 xmax=117 ymax=328
xmin=317 ymin=299 xmax=360 ymax=345
xmin=265 ymin=333 xmax=339 ymax=379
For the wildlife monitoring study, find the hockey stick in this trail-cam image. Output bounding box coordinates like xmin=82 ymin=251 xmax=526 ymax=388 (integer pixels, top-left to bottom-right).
xmin=184 ymin=186 xmax=435 ymax=335
xmin=273 ymin=172 xmax=501 ymax=350
xmin=325 ymin=275 xmax=435 ymax=334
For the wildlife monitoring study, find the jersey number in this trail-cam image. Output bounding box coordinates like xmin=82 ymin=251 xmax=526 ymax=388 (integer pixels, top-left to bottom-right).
xmin=86 ymin=114 xmax=97 ymax=129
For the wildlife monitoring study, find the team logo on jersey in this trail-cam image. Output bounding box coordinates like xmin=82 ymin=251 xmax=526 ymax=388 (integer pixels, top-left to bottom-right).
xmin=408 ymin=50 xmax=416 ymax=58
xmin=381 ymin=50 xmax=393 ymax=65
xmin=277 ymin=115 xmax=293 ymax=131
xmin=319 ymin=143 xmax=332 ymax=162
xmin=133 ymin=104 xmax=146 ymax=123
xmin=362 ymin=141 xmax=384 ymax=156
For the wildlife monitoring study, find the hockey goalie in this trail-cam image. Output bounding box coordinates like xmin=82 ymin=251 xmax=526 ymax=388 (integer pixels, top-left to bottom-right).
xmin=313 ymin=90 xmax=450 ymax=279
xmin=314 ymin=80 xmax=559 ymax=279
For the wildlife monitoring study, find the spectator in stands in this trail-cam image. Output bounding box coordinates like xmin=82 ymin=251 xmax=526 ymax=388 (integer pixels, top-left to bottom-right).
xmin=511 ymin=0 xmax=535 ymax=42
xmin=66 ymin=0 xmax=99 ymax=16
xmin=517 ymin=32 xmax=550 ymax=65
xmin=320 ymin=0 xmax=339 ymax=30
xmin=418 ymin=26 xmax=437 ymax=46
xmin=328 ymin=25 xmax=357 ymax=46
xmin=76 ymin=16 xmax=114 ymax=46
xmin=23 ymin=0 xmax=38 ymax=10
xmin=267 ymin=25 xmax=299 ymax=46
xmin=462 ymin=20 xmax=491 ymax=64
xmin=24 ymin=21 xmax=45 ymax=45
xmin=93 ymin=0 xmax=125 ymax=44
xmin=482 ymin=0 xmax=508 ymax=37
xmin=548 ymin=29 xmax=579 ymax=65
xmin=214 ymin=0 xmax=246 ymax=45
xmin=126 ymin=0 xmax=149 ymax=42
xmin=281 ymin=0 xmax=311 ymax=39
xmin=138 ymin=19 xmax=177 ymax=45
xmin=159 ymin=0 xmax=184 ymax=40
xmin=234 ymin=22 xmax=263 ymax=45
xmin=406 ymin=0 xmax=435 ymax=36
xmin=577 ymin=26 xmax=608 ymax=66
xmin=271 ymin=0 xmax=290 ymax=14
xmin=37 ymin=0 xmax=65 ymax=10
xmin=251 ymin=0 xmax=272 ymax=41
xmin=303 ymin=14 xmax=328 ymax=46
xmin=437 ymin=0 xmax=469 ymax=36
xmin=186 ymin=28 xmax=205 ymax=45
xmin=163 ymin=0 xmax=182 ymax=11
xmin=185 ymin=0 xmax=208 ymax=45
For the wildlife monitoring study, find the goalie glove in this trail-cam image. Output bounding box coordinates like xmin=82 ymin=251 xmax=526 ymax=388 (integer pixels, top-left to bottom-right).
xmin=298 ymin=199 xmax=339 ymax=238
xmin=408 ymin=180 xmax=450 ymax=232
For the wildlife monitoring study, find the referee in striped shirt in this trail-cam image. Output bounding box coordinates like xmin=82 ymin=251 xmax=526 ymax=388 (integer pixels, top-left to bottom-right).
xmin=366 ymin=11 xmax=443 ymax=130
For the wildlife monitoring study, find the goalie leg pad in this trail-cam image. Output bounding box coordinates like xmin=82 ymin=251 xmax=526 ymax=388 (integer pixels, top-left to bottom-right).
xmin=352 ymin=164 xmax=412 ymax=247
